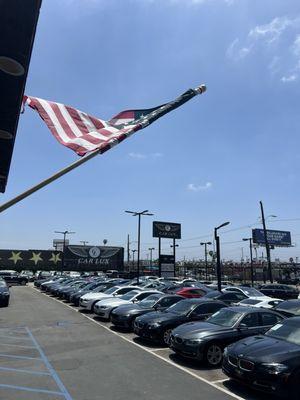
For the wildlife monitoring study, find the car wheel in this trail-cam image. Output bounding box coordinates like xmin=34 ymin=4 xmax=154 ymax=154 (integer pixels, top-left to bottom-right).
xmin=20 ymin=280 xmax=27 ymax=286
xmin=162 ymin=328 xmax=172 ymax=345
xmin=205 ymin=343 xmax=223 ymax=367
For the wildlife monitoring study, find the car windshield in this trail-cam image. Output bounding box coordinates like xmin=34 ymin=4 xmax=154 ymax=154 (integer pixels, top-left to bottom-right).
xmin=240 ymin=299 xmax=260 ymax=305
xmin=204 ymin=291 xmax=220 ymax=299
xmin=240 ymin=287 xmax=264 ymax=297
xmin=166 ymin=300 xmax=194 ymax=315
xmin=266 ymin=321 xmax=300 ymax=345
xmin=139 ymin=294 xmax=162 ymax=308
xmin=120 ymin=290 xmax=140 ymax=300
xmin=103 ymin=287 xmax=118 ymax=294
xmin=207 ymin=309 xmax=243 ymax=327
xmin=276 ymin=301 xmax=300 ymax=315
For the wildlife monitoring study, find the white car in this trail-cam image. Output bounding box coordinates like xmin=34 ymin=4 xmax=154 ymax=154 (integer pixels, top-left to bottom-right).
xmin=223 ymin=286 xmax=270 ymax=300
xmin=238 ymin=297 xmax=283 ymax=309
xmin=79 ymin=286 xmax=140 ymax=311
xmin=93 ymin=290 xmax=161 ymax=319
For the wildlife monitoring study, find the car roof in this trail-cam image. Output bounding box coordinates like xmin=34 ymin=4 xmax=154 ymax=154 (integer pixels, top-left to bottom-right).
xmin=226 ymin=305 xmax=278 ymax=313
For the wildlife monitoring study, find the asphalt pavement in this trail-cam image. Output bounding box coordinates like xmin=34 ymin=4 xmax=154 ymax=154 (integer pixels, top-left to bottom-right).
xmin=0 ymin=286 xmax=273 ymax=400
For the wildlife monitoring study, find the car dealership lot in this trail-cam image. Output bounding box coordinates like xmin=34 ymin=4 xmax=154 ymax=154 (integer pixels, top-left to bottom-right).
xmin=0 ymin=286 xmax=274 ymax=400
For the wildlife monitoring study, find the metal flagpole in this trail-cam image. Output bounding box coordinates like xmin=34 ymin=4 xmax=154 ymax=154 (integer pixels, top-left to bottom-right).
xmin=0 ymin=84 xmax=206 ymax=215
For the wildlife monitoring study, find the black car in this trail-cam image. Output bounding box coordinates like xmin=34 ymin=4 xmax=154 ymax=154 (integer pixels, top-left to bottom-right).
xmin=170 ymin=306 xmax=283 ymax=367
xmin=260 ymin=284 xmax=299 ymax=300
xmin=223 ymin=317 xmax=300 ymax=398
xmin=134 ymin=299 xmax=227 ymax=345
xmin=204 ymin=290 xmax=247 ymax=305
xmin=0 ymin=271 xmax=28 ymax=286
xmin=274 ymin=299 xmax=300 ymax=317
xmin=111 ymin=294 xmax=183 ymax=329
xmin=0 ymin=280 xmax=10 ymax=306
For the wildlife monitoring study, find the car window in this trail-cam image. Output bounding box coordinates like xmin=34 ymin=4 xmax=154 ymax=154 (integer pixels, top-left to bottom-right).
xmin=226 ymin=288 xmax=240 ymax=293
xmin=240 ymin=313 xmax=259 ymax=327
xmin=188 ymin=289 xmax=205 ymax=295
xmin=135 ymin=292 xmax=152 ymax=301
xmin=261 ymin=312 xmax=282 ymax=326
xmin=159 ymin=297 xmax=180 ymax=307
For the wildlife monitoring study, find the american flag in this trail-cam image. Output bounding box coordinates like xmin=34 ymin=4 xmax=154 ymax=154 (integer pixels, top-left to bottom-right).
xmin=24 ymin=85 xmax=206 ymax=156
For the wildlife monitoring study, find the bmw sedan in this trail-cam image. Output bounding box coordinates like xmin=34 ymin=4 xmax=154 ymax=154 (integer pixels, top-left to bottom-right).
xmin=223 ymin=317 xmax=300 ymax=398
xmin=111 ymin=294 xmax=183 ymax=329
xmin=134 ymin=299 xmax=227 ymax=345
xmin=70 ymin=281 xmax=110 ymax=306
xmin=170 ymin=306 xmax=283 ymax=367
xmin=93 ymin=290 xmax=160 ymax=319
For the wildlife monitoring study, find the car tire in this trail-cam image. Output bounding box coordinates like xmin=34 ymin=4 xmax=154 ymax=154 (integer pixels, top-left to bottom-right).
xmin=162 ymin=328 xmax=172 ymax=346
xmin=91 ymin=302 xmax=97 ymax=313
xmin=2 ymin=299 xmax=9 ymax=307
xmin=20 ymin=280 xmax=27 ymax=286
xmin=204 ymin=342 xmax=223 ymax=367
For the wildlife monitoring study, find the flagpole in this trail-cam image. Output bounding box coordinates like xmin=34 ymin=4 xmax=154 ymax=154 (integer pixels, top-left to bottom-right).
xmin=0 ymin=84 xmax=206 ymax=214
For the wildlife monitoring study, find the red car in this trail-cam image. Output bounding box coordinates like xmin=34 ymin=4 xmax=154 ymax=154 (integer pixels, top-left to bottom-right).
xmin=175 ymin=287 xmax=208 ymax=298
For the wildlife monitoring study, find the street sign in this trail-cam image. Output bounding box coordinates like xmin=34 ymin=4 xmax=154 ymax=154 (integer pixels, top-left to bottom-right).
xmin=153 ymin=221 xmax=181 ymax=239
xmin=159 ymin=254 xmax=175 ymax=277
xmin=252 ymin=229 xmax=292 ymax=247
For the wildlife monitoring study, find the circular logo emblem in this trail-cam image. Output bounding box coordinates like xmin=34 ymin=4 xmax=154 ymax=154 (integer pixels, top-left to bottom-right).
xmin=165 ymin=225 xmax=171 ymax=232
xmin=89 ymin=247 xmax=101 ymax=258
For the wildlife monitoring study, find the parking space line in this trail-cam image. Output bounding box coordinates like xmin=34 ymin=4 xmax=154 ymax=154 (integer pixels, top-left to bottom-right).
xmin=0 ymin=342 xmax=36 ymax=349
xmin=0 ymin=353 xmax=42 ymax=361
xmin=212 ymin=378 xmax=230 ymax=384
xmin=0 ymin=334 xmax=32 ymax=341
xmin=26 ymin=327 xmax=74 ymax=400
xmin=0 ymin=366 xmax=51 ymax=376
xmin=0 ymin=383 xmax=65 ymax=396
xmin=32 ymin=288 xmax=245 ymax=400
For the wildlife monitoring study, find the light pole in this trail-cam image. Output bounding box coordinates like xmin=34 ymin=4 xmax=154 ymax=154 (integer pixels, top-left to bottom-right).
xmin=80 ymin=241 xmax=89 ymax=246
xmin=170 ymin=241 xmax=179 ymax=276
xmin=243 ymin=238 xmax=254 ymax=287
xmin=125 ymin=210 xmax=153 ymax=284
xmin=148 ymin=247 xmax=155 ymax=270
xmin=200 ymin=241 xmax=212 ymax=280
xmin=131 ymin=249 xmax=137 ymax=272
xmin=214 ymin=222 xmax=230 ymax=292
xmin=54 ymin=230 xmax=75 ymax=273
xmin=259 ymin=201 xmax=276 ymax=283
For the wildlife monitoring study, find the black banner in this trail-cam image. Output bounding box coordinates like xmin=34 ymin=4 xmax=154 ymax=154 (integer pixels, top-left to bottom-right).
xmin=64 ymin=245 xmax=124 ymax=271
xmin=0 ymin=249 xmax=62 ymax=271
xmin=153 ymin=221 xmax=181 ymax=239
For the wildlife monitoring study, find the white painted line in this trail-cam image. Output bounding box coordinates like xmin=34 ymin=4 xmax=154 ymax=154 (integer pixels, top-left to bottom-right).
xmin=212 ymin=378 xmax=230 ymax=384
xmin=31 ymin=287 xmax=245 ymax=400
xmin=148 ymin=348 xmax=169 ymax=352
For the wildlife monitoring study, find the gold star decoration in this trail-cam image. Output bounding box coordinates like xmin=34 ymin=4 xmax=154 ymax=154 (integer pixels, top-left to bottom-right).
xmin=30 ymin=252 xmax=43 ymax=265
xmin=49 ymin=253 xmax=62 ymax=265
xmin=9 ymin=251 xmax=23 ymax=265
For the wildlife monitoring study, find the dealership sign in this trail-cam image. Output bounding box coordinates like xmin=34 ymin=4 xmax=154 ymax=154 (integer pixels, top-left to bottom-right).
xmin=159 ymin=254 xmax=175 ymax=278
xmin=252 ymin=229 xmax=292 ymax=247
xmin=64 ymin=245 xmax=124 ymax=271
xmin=153 ymin=221 xmax=181 ymax=239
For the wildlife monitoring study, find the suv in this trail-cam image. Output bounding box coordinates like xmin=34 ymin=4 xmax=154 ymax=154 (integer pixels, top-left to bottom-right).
xmin=0 ymin=271 xmax=28 ymax=286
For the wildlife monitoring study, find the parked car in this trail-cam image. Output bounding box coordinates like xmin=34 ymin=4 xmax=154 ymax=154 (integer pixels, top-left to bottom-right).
xmin=111 ymin=294 xmax=183 ymax=329
xmin=0 ymin=280 xmax=10 ymax=306
xmin=134 ymin=299 xmax=227 ymax=345
xmin=259 ymin=284 xmax=299 ymax=300
xmin=238 ymin=297 xmax=283 ymax=309
xmin=222 ymin=317 xmax=300 ymax=398
xmin=274 ymin=299 xmax=300 ymax=317
xmin=0 ymin=270 xmax=28 ymax=286
xmin=223 ymin=286 xmax=267 ymax=300
xmin=70 ymin=281 xmax=109 ymax=306
xmin=79 ymin=286 xmax=140 ymax=312
xmin=204 ymin=290 xmax=247 ymax=305
xmin=94 ymin=290 xmax=160 ymax=319
xmin=174 ymin=287 xmax=210 ymax=298
xmin=169 ymin=306 xmax=283 ymax=366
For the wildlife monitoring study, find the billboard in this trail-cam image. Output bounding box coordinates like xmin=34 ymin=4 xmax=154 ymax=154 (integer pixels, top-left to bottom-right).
xmin=252 ymin=229 xmax=292 ymax=247
xmin=64 ymin=245 xmax=124 ymax=271
xmin=153 ymin=221 xmax=181 ymax=239
xmin=0 ymin=249 xmax=62 ymax=271
xmin=159 ymin=254 xmax=175 ymax=278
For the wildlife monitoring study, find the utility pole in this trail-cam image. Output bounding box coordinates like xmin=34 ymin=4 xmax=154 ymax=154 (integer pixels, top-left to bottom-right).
xmin=127 ymin=234 xmax=130 ymax=267
xmin=148 ymin=247 xmax=155 ymax=270
xmin=214 ymin=221 xmax=230 ymax=292
xmin=54 ymin=230 xmax=75 ymax=273
xmin=170 ymin=239 xmax=179 ymax=276
xmin=200 ymin=242 xmax=212 ymax=280
xmin=243 ymin=238 xmax=254 ymax=287
xmin=260 ymin=201 xmax=273 ymax=283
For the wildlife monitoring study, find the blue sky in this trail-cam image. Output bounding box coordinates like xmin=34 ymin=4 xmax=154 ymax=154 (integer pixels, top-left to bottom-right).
xmin=2 ymin=0 xmax=300 ymax=262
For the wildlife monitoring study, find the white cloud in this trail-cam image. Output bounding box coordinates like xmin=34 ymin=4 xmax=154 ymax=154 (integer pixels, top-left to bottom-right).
xmin=281 ymin=74 xmax=297 ymax=83
xmin=226 ymin=39 xmax=252 ymax=61
xmin=249 ymin=17 xmax=293 ymax=44
xmin=187 ymin=182 xmax=212 ymax=192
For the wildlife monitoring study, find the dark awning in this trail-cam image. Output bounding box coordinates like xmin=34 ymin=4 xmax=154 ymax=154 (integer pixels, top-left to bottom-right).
xmin=0 ymin=0 xmax=42 ymax=193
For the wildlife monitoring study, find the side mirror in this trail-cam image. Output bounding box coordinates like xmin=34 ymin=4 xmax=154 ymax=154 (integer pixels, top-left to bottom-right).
xmin=238 ymin=323 xmax=248 ymax=330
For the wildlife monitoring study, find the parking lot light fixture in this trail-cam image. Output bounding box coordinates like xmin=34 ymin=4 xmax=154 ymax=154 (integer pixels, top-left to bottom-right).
xmin=214 ymin=222 xmax=230 ymax=292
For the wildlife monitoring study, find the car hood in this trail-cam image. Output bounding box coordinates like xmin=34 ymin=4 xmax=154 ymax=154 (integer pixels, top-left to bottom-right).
xmin=81 ymin=293 xmax=112 ymax=301
xmin=172 ymin=321 xmax=227 ymax=339
xmin=96 ymin=298 xmax=130 ymax=307
xmin=138 ymin=311 xmax=183 ymax=325
xmin=228 ymin=335 xmax=300 ymax=362
xmin=112 ymin=304 xmax=150 ymax=315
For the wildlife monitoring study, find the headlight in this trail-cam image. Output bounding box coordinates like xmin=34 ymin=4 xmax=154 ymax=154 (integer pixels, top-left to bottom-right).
xmin=100 ymin=306 xmax=107 ymax=309
xmin=261 ymin=363 xmax=289 ymax=375
xmin=185 ymin=338 xmax=202 ymax=346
